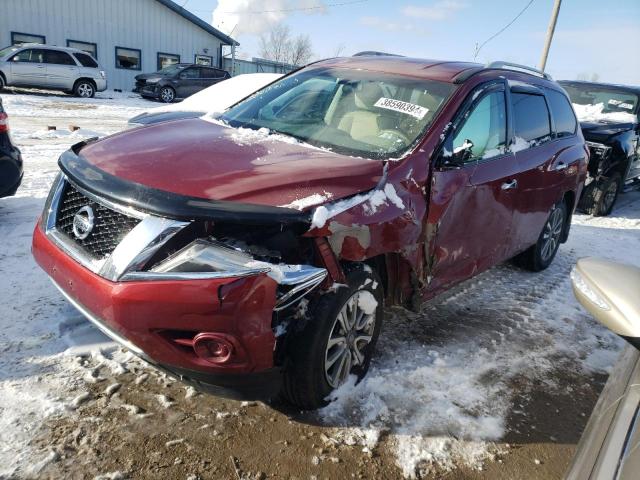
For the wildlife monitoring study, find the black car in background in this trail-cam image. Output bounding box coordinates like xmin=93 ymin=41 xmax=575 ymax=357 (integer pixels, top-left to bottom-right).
xmin=134 ymin=63 xmax=230 ymax=103
xmin=560 ymin=81 xmax=640 ymax=216
xmin=0 ymin=96 xmax=23 ymax=198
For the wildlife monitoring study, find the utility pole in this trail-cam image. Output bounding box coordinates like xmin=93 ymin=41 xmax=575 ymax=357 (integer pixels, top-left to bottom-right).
xmin=539 ymin=0 xmax=562 ymax=72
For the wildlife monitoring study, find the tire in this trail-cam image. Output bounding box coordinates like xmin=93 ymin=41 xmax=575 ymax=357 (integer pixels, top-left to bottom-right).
xmin=159 ymin=86 xmax=175 ymax=103
xmin=74 ymin=80 xmax=95 ymax=98
xmin=515 ymin=201 xmax=567 ymax=272
xmin=586 ymin=174 xmax=621 ymax=217
xmin=281 ymin=265 xmax=384 ymax=410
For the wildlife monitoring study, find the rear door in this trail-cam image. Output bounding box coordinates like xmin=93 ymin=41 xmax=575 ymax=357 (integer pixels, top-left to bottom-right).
xmin=176 ymin=67 xmax=201 ymax=98
xmin=8 ymin=48 xmax=47 ymax=85
xmin=201 ymin=67 xmax=228 ymax=89
xmin=44 ymin=50 xmax=79 ymax=89
xmin=426 ymin=81 xmax=517 ymax=294
xmin=508 ymin=83 xmax=582 ymax=254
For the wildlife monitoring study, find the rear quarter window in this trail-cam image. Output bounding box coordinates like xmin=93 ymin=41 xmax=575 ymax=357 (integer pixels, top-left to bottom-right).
xmin=546 ymin=89 xmax=577 ymax=137
xmin=512 ymin=92 xmax=552 ymax=143
xmin=74 ymin=52 xmax=98 ymax=68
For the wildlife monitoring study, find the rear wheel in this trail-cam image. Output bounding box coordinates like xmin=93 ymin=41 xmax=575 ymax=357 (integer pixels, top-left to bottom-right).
xmin=515 ymin=201 xmax=567 ymax=272
xmin=74 ymin=80 xmax=95 ymax=98
xmin=159 ymin=86 xmax=175 ymax=103
xmin=0 ymin=74 xmax=5 ymax=90
xmin=281 ymin=265 xmax=383 ymax=410
xmin=587 ymin=174 xmax=621 ymax=217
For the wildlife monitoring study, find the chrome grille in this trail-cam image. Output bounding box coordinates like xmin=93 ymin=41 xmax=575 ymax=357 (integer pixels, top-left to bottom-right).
xmin=56 ymin=183 xmax=141 ymax=259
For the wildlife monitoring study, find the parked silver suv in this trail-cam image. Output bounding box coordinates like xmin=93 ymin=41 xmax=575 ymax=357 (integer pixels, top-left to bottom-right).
xmin=0 ymin=44 xmax=106 ymax=98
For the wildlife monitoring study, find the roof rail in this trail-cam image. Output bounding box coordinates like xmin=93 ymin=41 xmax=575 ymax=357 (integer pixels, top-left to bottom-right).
xmin=486 ymin=61 xmax=553 ymax=80
xmin=353 ymin=51 xmax=404 ymax=57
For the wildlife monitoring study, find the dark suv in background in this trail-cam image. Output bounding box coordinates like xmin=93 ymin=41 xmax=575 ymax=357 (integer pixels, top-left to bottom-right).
xmin=134 ymin=63 xmax=230 ymax=103
xmin=560 ymin=81 xmax=640 ymax=216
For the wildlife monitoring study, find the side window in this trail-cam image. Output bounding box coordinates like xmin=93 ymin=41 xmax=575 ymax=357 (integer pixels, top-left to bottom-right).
xmin=11 ymin=49 xmax=45 ymax=63
xmin=180 ymin=68 xmax=200 ymax=79
xmin=511 ymin=92 xmax=552 ymax=146
xmin=201 ymin=68 xmax=227 ymax=79
xmin=546 ymin=89 xmax=577 ymax=137
xmin=73 ymin=53 xmax=98 ymax=68
xmin=115 ymin=47 xmax=141 ymax=70
xmin=44 ymin=50 xmax=76 ymax=66
xmin=452 ymin=90 xmax=507 ymax=162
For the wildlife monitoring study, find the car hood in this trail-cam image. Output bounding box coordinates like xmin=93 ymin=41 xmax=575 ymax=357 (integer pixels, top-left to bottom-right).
xmin=580 ymin=121 xmax=637 ymax=143
xmin=78 ymin=118 xmax=384 ymax=209
xmin=128 ymin=110 xmax=204 ymax=126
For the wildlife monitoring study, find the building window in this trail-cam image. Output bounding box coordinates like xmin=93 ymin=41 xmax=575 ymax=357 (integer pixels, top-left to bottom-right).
xmin=157 ymin=52 xmax=180 ymax=71
xmin=115 ymin=46 xmax=141 ymax=70
xmin=11 ymin=32 xmax=46 ymax=45
xmin=67 ymin=40 xmax=97 ymax=59
xmin=194 ymin=54 xmax=213 ymax=66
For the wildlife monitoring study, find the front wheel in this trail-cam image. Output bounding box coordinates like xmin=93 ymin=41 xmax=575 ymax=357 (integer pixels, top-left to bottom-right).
xmin=74 ymin=80 xmax=95 ymax=98
xmin=281 ymin=266 xmax=383 ymax=410
xmin=515 ymin=201 xmax=567 ymax=272
xmin=159 ymin=86 xmax=175 ymax=103
xmin=588 ymin=174 xmax=621 ymax=217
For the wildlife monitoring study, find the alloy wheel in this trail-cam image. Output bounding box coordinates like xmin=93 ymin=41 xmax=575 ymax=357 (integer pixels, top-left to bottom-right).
xmin=160 ymin=88 xmax=174 ymax=103
xmin=77 ymin=83 xmax=94 ymax=98
xmin=540 ymin=207 xmax=564 ymax=262
xmin=324 ymin=291 xmax=376 ymax=388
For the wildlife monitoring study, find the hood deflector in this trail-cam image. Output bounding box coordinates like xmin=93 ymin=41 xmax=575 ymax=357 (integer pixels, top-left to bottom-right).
xmin=59 ymin=147 xmax=311 ymax=225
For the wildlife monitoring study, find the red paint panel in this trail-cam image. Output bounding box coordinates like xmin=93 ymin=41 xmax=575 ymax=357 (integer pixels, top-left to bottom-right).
xmin=81 ymin=119 xmax=382 ymax=208
xmin=32 ymin=225 xmax=278 ymax=374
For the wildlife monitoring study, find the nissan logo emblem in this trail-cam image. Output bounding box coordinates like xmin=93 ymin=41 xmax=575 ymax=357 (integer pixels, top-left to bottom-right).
xmin=72 ymin=206 xmax=95 ymax=240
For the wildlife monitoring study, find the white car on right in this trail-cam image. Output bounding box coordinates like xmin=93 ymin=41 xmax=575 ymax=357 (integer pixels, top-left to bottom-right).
xmin=128 ymin=73 xmax=282 ymax=127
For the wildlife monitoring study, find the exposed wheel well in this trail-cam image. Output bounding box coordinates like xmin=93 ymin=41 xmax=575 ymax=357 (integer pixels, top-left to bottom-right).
xmin=74 ymin=78 xmax=96 ymax=90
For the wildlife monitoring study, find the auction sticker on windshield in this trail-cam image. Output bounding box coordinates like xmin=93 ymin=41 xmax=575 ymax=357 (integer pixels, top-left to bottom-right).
xmin=374 ymin=98 xmax=429 ymax=119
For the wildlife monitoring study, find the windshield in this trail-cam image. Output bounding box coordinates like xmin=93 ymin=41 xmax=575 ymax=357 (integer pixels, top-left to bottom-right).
xmin=0 ymin=46 xmax=19 ymax=58
xmin=220 ymin=68 xmax=455 ymax=159
xmin=562 ymin=83 xmax=639 ymax=123
xmin=158 ymin=64 xmax=188 ymax=75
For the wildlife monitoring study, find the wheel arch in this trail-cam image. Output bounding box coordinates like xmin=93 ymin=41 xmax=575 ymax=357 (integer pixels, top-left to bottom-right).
xmin=73 ymin=77 xmax=97 ymax=90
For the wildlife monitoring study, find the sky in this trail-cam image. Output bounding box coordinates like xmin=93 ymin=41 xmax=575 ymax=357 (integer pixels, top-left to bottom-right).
xmin=182 ymin=0 xmax=639 ymax=84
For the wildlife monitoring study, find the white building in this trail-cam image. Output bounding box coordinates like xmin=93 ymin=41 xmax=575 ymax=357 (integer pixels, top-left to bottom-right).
xmin=0 ymin=0 xmax=238 ymax=91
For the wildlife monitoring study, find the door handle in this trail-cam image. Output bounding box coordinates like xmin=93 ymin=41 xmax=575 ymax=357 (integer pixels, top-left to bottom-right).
xmin=501 ymin=179 xmax=518 ymax=190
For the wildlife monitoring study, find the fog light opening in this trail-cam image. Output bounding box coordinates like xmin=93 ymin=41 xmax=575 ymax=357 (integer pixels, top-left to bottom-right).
xmin=193 ymin=333 xmax=234 ymax=364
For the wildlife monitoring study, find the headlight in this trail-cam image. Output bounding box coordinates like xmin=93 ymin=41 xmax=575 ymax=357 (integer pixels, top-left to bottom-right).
xmin=145 ymin=78 xmax=161 ymax=84
xmin=570 ymin=267 xmax=610 ymax=310
xmin=151 ymin=239 xmax=270 ymax=276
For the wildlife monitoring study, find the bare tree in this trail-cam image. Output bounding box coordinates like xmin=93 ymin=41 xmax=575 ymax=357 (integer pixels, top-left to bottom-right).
xmin=333 ymin=42 xmax=346 ymax=57
xmin=259 ymin=24 xmax=314 ymax=66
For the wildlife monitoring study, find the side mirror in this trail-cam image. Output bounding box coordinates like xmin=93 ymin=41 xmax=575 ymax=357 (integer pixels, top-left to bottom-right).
xmin=571 ymin=258 xmax=640 ymax=350
xmin=437 ymin=138 xmax=474 ymax=169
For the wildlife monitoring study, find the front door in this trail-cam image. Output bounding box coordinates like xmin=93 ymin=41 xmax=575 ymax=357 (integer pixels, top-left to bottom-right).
xmin=9 ymin=48 xmax=47 ymax=86
xmin=425 ymin=83 xmax=518 ymax=295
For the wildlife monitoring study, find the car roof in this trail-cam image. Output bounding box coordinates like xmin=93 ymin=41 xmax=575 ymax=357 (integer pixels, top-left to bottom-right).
xmin=311 ymin=55 xmax=558 ymax=86
xmin=558 ymin=80 xmax=640 ymax=95
xmin=12 ymin=43 xmax=95 ymax=56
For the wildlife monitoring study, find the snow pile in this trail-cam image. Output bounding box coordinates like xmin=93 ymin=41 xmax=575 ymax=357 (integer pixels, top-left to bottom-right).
xmin=310 ymin=183 xmax=405 ymax=229
xmin=280 ymin=192 xmax=333 ymax=210
xmin=572 ymin=102 xmax=637 ymax=124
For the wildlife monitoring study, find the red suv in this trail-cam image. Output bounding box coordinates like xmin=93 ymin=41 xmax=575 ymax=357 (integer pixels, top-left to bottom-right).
xmin=33 ymin=56 xmax=587 ymax=408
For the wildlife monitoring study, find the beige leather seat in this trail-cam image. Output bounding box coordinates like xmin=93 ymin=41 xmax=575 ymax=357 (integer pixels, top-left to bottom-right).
xmin=337 ymin=82 xmax=385 ymax=141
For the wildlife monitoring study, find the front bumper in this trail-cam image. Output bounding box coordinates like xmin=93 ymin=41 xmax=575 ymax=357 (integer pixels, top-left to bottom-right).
xmin=138 ymin=84 xmax=160 ymax=98
xmin=33 ymin=223 xmax=283 ymax=398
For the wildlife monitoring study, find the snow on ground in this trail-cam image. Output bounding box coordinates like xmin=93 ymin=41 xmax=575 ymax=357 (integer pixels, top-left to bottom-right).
xmin=0 ymin=88 xmax=639 ymax=478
